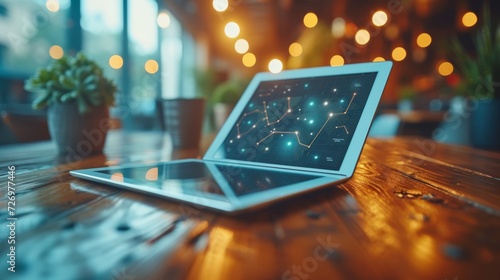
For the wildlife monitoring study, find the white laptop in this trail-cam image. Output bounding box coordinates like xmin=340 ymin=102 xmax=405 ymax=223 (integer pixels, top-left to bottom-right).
xmin=70 ymin=61 xmax=393 ymax=214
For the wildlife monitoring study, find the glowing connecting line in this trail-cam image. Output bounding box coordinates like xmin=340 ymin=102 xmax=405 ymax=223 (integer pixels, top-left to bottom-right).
xmin=236 ymin=97 xmax=291 ymax=138
xmin=264 ymin=97 xmax=291 ymax=125
xmin=335 ymin=125 xmax=349 ymax=134
xmin=256 ymin=93 xmax=356 ymax=148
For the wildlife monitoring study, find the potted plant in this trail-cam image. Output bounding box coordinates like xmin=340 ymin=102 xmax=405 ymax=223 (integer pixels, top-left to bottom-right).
xmin=450 ymin=4 xmax=500 ymax=150
xmin=25 ymin=52 xmax=117 ymax=155
xmin=212 ymin=79 xmax=246 ymax=130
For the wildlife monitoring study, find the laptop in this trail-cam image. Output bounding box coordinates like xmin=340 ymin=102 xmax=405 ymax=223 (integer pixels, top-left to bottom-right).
xmin=70 ymin=61 xmax=393 ymax=214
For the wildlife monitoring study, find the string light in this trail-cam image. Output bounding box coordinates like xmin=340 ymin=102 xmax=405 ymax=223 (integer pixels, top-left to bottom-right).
xmin=289 ymin=43 xmax=303 ymax=57
xmin=372 ymin=11 xmax=388 ymax=27
xmin=46 ymin=0 xmax=60 ymax=12
xmin=462 ymin=12 xmax=477 ymax=27
xmin=235 ymin=39 xmax=249 ymax=54
xmin=224 ymin=22 xmax=240 ymax=38
xmin=242 ymin=53 xmax=256 ymax=67
xmin=438 ymin=61 xmax=454 ymax=76
xmin=213 ymin=0 xmax=229 ymax=12
xmin=49 ymin=45 xmax=63 ymax=59
xmin=303 ymin=12 xmax=318 ymax=28
xmin=268 ymin=59 xmax=283 ymax=73
xmin=145 ymin=59 xmax=159 ymax=74
xmin=157 ymin=11 xmax=171 ymax=28
xmin=416 ymin=33 xmax=432 ymax=48
xmin=109 ymin=55 xmax=123 ymax=69
xmin=330 ymin=55 xmax=344 ymax=66
xmin=392 ymin=47 xmax=407 ymax=61
xmin=355 ymin=29 xmax=370 ymax=45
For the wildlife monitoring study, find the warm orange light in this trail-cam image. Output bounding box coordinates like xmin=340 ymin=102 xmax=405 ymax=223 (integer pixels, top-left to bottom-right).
xmin=330 ymin=55 xmax=344 ymax=66
xmin=355 ymin=29 xmax=370 ymax=45
xmin=392 ymin=47 xmax=407 ymax=61
xmin=416 ymin=33 xmax=432 ymax=48
xmin=213 ymin=0 xmax=228 ymax=12
xmin=372 ymin=11 xmax=388 ymax=27
xmin=145 ymin=59 xmax=159 ymax=74
xmin=344 ymin=23 xmax=358 ymax=38
xmin=157 ymin=12 xmax=171 ymax=28
xmin=462 ymin=12 xmax=477 ymax=27
xmin=49 ymin=45 xmax=64 ymax=59
xmin=384 ymin=25 xmax=399 ymax=40
xmin=268 ymin=59 xmax=283 ymax=73
xmin=109 ymin=55 xmax=123 ymax=69
xmin=373 ymin=57 xmax=385 ymax=62
xmin=145 ymin=168 xmax=158 ymax=181
xmin=303 ymin=12 xmax=318 ymax=28
xmin=224 ymin=22 xmax=240 ymax=38
xmin=111 ymin=172 xmax=124 ymax=182
xmin=289 ymin=42 xmax=303 ymax=57
xmin=46 ymin=0 xmax=60 ymax=12
xmin=438 ymin=61 xmax=454 ymax=76
xmin=235 ymin=39 xmax=249 ymax=54
xmin=242 ymin=53 xmax=256 ymax=67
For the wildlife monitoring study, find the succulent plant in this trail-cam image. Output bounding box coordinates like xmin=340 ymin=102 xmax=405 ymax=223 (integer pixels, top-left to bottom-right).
xmin=25 ymin=52 xmax=118 ymax=114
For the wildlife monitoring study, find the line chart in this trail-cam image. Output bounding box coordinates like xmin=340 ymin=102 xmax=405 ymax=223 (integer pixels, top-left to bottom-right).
xmin=256 ymin=93 xmax=355 ymax=148
xmin=238 ymin=92 xmax=357 ymax=148
xmin=236 ymin=97 xmax=291 ymax=138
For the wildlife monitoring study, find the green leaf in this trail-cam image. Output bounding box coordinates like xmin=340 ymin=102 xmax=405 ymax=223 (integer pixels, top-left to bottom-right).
xmin=32 ymin=91 xmax=51 ymax=109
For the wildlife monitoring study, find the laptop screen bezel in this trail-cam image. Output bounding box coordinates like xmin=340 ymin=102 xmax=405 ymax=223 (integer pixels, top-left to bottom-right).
xmin=204 ymin=61 xmax=393 ymax=177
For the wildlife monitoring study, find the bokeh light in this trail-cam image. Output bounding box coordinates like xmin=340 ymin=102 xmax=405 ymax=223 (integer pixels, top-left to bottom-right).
xmin=384 ymin=24 xmax=399 ymax=40
xmin=372 ymin=11 xmax=388 ymax=27
xmin=213 ymin=0 xmax=229 ymax=12
xmin=373 ymin=57 xmax=385 ymax=62
xmin=289 ymin=42 xmax=303 ymax=57
xmin=462 ymin=12 xmax=477 ymax=27
xmin=303 ymin=12 xmax=318 ymax=28
xmin=416 ymin=33 xmax=432 ymax=48
xmin=344 ymin=23 xmax=358 ymax=38
xmin=330 ymin=55 xmax=344 ymax=66
xmin=49 ymin=45 xmax=63 ymax=59
xmin=268 ymin=59 xmax=283 ymax=73
xmin=235 ymin=39 xmax=249 ymax=54
xmin=145 ymin=59 xmax=159 ymax=74
xmin=242 ymin=53 xmax=256 ymax=67
xmin=392 ymin=47 xmax=407 ymax=61
xmin=331 ymin=17 xmax=346 ymax=38
xmin=438 ymin=61 xmax=454 ymax=76
xmin=157 ymin=11 xmax=171 ymax=28
xmin=109 ymin=55 xmax=123 ymax=69
xmin=46 ymin=0 xmax=60 ymax=12
xmin=224 ymin=22 xmax=240 ymax=38
xmin=355 ymin=29 xmax=370 ymax=45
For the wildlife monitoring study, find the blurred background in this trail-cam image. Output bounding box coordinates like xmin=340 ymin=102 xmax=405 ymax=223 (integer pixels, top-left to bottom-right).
xmin=1 ymin=0 xmax=498 ymax=147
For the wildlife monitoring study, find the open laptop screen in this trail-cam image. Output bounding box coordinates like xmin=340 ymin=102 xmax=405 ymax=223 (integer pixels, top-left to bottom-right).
xmin=213 ymin=72 xmax=377 ymax=171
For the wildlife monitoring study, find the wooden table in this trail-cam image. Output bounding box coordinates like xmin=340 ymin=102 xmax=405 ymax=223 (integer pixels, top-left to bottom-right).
xmin=1 ymin=131 xmax=499 ymax=279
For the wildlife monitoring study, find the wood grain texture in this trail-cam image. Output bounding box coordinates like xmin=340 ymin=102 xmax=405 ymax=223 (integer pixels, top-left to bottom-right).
xmin=0 ymin=131 xmax=499 ymax=280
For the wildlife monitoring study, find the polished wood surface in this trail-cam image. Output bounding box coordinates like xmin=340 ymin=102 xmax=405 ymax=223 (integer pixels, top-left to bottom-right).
xmin=0 ymin=131 xmax=499 ymax=280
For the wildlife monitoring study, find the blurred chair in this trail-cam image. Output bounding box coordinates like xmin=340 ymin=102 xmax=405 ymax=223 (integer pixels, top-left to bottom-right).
xmin=369 ymin=114 xmax=401 ymax=138
xmin=1 ymin=111 xmax=50 ymax=143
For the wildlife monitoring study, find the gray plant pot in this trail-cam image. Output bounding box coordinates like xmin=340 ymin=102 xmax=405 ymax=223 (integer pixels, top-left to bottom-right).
xmin=47 ymin=102 xmax=110 ymax=156
xmin=157 ymin=98 xmax=205 ymax=149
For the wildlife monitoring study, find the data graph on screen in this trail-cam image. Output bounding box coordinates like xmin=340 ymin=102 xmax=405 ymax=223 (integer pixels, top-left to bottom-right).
xmin=215 ymin=72 xmax=377 ymax=170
